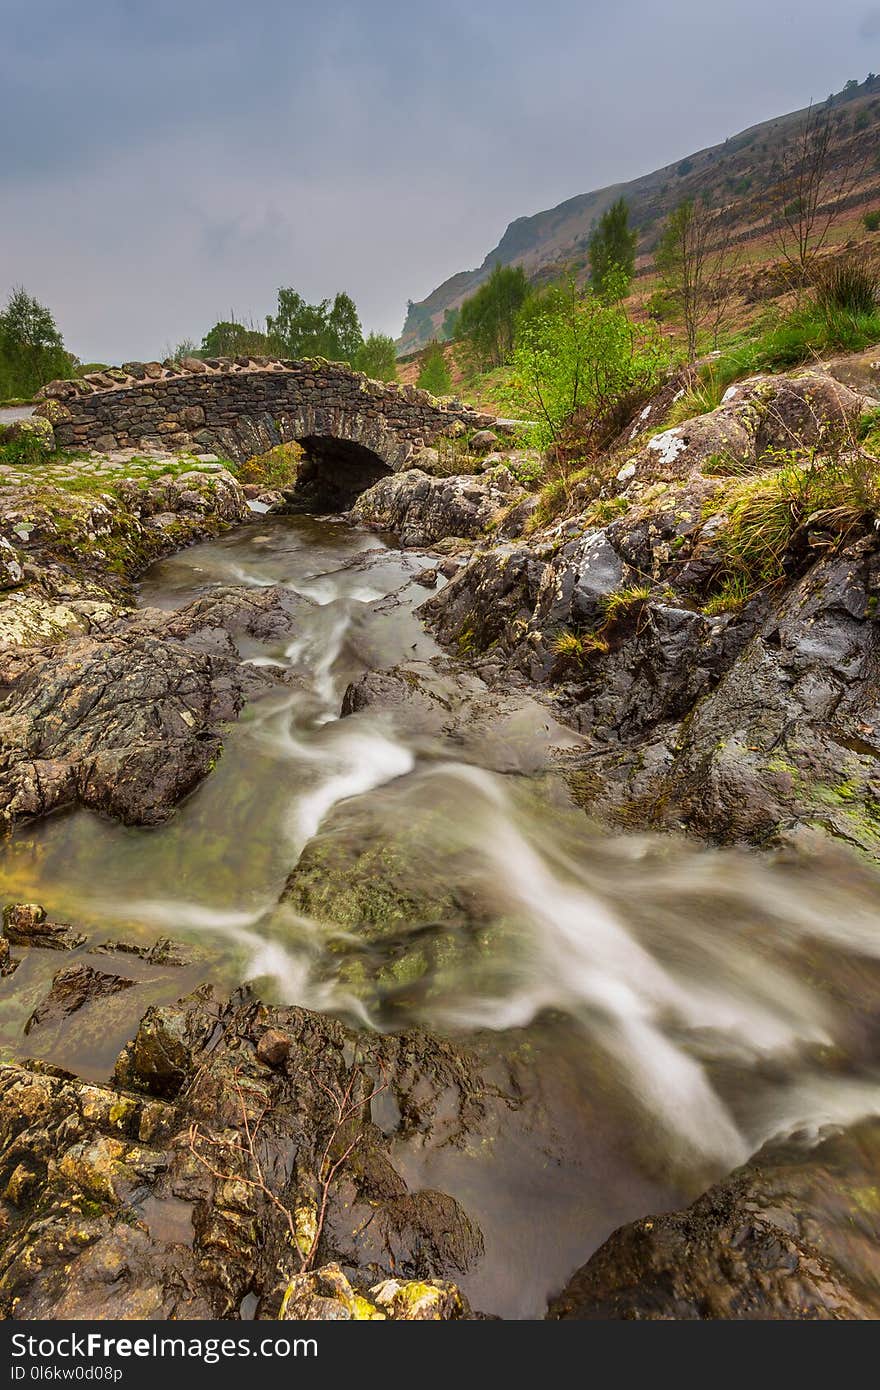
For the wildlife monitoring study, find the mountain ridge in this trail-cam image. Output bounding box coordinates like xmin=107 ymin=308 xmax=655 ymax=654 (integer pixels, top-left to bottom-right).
xmin=397 ymin=76 xmax=880 ymax=354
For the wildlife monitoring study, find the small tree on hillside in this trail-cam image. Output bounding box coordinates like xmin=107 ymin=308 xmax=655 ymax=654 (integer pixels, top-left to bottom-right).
xmin=457 ymin=264 xmax=531 ymax=368
xmin=655 ymin=200 xmax=738 ymax=365
xmin=416 ymin=341 xmax=452 ymax=395
xmin=354 ymin=332 xmax=398 ymax=381
xmin=0 ymin=287 xmax=74 ymax=398
xmin=589 ymin=197 xmax=638 ymax=299
xmin=507 ymin=279 xmax=667 ymax=462
xmin=763 ymin=101 xmax=869 ymax=283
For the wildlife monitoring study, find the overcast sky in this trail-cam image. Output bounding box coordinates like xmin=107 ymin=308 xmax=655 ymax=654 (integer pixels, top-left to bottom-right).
xmin=1 ymin=1 xmax=878 ymax=363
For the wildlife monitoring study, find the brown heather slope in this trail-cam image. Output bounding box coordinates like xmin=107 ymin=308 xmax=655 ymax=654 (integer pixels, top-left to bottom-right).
xmin=398 ymin=76 xmax=880 ymax=353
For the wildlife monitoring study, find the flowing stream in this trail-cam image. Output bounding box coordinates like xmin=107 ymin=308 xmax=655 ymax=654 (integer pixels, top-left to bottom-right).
xmin=3 ymin=511 xmax=880 ymax=1316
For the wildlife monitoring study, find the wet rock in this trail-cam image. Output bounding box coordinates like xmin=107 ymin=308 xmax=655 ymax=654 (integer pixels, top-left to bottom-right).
xmin=548 ymin=1122 xmax=880 ymax=1319
xmin=0 ymin=991 xmax=487 ymax=1320
xmin=0 ymin=538 xmax=24 ymax=590
xmin=341 ymin=659 xmax=584 ymax=773
xmin=421 ymin=543 xmax=546 ymax=660
xmin=255 ymin=1028 xmax=292 ymax=1068
xmin=0 ymin=938 xmax=17 ymax=978
xmin=351 ymin=467 xmax=526 ymax=546
xmin=666 ymin=540 xmax=880 ymax=851
xmin=94 ymin=937 xmax=192 ymax=967
xmin=371 ymin=1276 xmax=472 ymax=1319
xmin=114 ymin=1002 xmax=212 ymax=1099
xmin=278 ymin=1264 xmax=473 ymax=1320
xmin=533 ymin=528 xmax=626 ymax=633
xmin=0 ymin=631 xmax=280 ymax=827
xmin=279 ymin=1263 xmax=385 ymax=1320
xmin=2 ymin=903 xmax=86 ymax=951
xmin=25 ymin=965 xmax=135 ymax=1035
xmin=413 ymin=566 xmax=439 ymax=588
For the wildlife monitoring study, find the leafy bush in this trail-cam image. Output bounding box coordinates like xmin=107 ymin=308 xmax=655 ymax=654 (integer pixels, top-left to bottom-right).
xmin=0 ymin=287 xmax=75 ymax=399
xmin=588 ymin=198 xmax=637 ymax=299
xmin=0 ymin=433 xmax=52 ymax=468
xmin=863 ymin=210 xmax=880 ymax=232
xmin=505 ymin=280 xmax=668 ymax=457
xmin=457 ymin=264 xmax=531 ymax=369
xmin=268 ymin=288 xmax=363 ymax=363
xmin=353 ymin=332 xmax=398 ymax=382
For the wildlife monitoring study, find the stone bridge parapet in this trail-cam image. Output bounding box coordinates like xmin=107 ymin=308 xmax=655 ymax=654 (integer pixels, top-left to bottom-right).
xmin=35 ymin=356 xmax=497 ymax=470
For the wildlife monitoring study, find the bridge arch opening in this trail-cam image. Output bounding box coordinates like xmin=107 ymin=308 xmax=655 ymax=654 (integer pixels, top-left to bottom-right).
xmin=290 ymin=434 xmax=393 ymax=511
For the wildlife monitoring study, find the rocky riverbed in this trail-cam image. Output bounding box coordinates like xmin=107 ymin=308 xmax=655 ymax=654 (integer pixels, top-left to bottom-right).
xmin=2 ymin=353 xmax=880 ymax=1320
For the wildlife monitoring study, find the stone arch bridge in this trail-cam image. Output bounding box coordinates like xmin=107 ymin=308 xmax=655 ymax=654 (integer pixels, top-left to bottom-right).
xmin=36 ymin=356 xmax=498 ymax=504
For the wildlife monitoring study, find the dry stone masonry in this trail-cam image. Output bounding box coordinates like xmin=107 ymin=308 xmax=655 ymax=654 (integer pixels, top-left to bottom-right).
xmin=35 ymin=356 xmax=497 ymax=471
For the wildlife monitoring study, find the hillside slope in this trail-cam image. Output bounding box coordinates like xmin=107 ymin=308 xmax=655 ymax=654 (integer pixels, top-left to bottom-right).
xmin=398 ymin=76 xmax=880 ymax=353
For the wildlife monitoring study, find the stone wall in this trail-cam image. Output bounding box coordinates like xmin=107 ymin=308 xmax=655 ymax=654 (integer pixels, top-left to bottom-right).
xmin=35 ymin=356 xmax=496 ymax=468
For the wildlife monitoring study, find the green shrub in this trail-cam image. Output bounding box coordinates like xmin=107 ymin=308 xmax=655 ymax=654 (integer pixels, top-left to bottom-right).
xmin=457 ymin=264 xmax=531 ymax=369
xmin=0 ymin=434 xmax=50 ymax=468
xmin=504 ymin=280 xmax=668 ymax=456
xmin=863 ymin=210 xmax=880 ymax=232
xmin=353 ymin=332 xmax=398 ymax=382
xmin=238 ymin=442 xmax=303 ymax=489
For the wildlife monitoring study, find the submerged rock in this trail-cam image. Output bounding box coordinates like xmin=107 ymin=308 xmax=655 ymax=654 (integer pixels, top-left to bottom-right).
xmin=2 ymin=903 xmax=85 ymax=951
xmin=548 ymin=1122 xmax=880 ymax=1320
xmin=25 ymin=965 xmax=135 ymax=1035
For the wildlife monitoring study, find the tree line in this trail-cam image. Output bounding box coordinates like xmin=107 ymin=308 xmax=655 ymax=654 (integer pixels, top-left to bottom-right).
xmin=187 ymin=290 xmax=399 ymax=381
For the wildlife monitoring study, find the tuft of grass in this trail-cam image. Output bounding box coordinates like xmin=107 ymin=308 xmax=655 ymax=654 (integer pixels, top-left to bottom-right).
xmin=702 ymin=574 xmax=753 ymax=615
xmin=553 ymin=630 xmax=610 ymax=668
xmin=665 ymin=366 xmax=729 ymax=428
xmin=602 ymin=583 xmax=652 ymax=624
xmin=582 ymin=494 xmax=630 ymax=525
xmin=814 ymin=255 xmax=879 ymax=319
xmin=711 ymin=447 xmax=880 ymax=590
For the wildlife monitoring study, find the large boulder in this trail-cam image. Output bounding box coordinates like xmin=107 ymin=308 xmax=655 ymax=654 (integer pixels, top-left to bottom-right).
xmin=351 ymin=467 xmax=526 ymax=545
xmin=0 ymin=630 xmax=279 ymax=826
